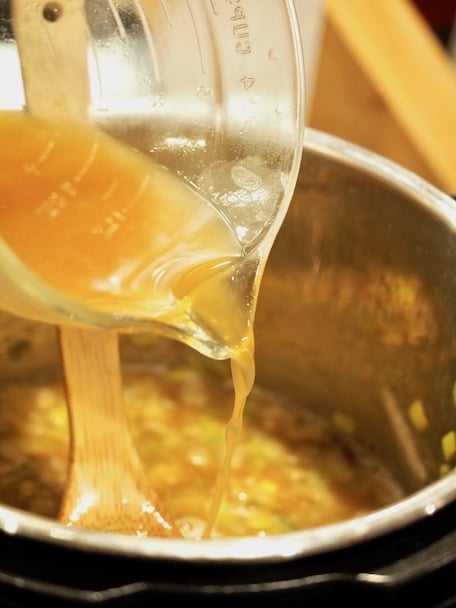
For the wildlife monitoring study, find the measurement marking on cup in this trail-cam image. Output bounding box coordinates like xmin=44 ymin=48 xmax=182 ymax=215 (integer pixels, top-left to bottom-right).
xmin=23 ymin=135 xmax=59 ymax=177
xmin=35 ymin=140 xmax=100 ymax=219
xmin=186 ymin=0 xmax=207 ymax=75
xmin=73 ymin=141 xmax=100 ymax=183
xmin=228 ymin=2 xmax=251 ymax=55
xmin=107 ymin=1 xmax=127 ymax=40
xmin=91 ymin=175 xmax=150 ymax=239
xmin=160 ymin=0 xmax=172 ymax=26
xmin=36 ymin=192 xmax=66 ymax=218
xmin=240 ymin=76 xmax=255 ymax=91
xmin=210 ymin=0 xmax=218 ymax=16
xmin=221 ymin=1 xmax=254 ymax=89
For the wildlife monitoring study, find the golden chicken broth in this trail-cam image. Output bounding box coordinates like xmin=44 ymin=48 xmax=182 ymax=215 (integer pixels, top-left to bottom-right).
xmin=0 ymin=364 xmax=403 ymax=538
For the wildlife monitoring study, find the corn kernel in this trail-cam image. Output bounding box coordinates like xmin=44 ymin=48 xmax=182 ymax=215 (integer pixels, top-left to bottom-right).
xmin=439 ymin=463 xmax=451 ymax=478
xmin=441 ymin=430 xmax=456 ymax=462
xmin=332 ymin=411 xmax=356 ymax=435
xmin=408 ymin=399 xmax=429 ymax=432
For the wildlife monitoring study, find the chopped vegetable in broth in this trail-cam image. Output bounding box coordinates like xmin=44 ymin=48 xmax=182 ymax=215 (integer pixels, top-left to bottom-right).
xmin=0 ymin=365 xmax=404 ymax=538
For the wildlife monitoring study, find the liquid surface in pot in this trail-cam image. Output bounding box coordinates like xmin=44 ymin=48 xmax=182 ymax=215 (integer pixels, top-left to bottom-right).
xmin=0 ymin=363 xmax=404 ymax=538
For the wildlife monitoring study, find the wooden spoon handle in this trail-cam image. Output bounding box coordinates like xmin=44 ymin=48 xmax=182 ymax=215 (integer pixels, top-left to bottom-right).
xmin=12 ymin=0 xmax=89 ymax=121
xmin=12 ymin=4 xmax=180 ymax=536
xmin=58 ymin=326 xmax=181 ymax=537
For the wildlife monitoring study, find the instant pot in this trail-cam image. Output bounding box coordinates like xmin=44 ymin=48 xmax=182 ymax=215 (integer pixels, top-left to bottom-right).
xmin=0 ymin=129 xmax=454 ymax=607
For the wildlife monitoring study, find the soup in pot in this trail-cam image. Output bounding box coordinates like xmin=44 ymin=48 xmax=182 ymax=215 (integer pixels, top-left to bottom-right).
xmin=0 ymin=357 xmax=404 ymax=539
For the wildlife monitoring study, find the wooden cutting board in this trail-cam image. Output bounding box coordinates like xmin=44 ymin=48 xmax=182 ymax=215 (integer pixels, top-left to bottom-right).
xmin=308 ymin=0 xmax=456 ymax=193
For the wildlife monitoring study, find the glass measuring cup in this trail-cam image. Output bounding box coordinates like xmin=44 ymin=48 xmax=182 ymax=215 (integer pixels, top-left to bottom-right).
xmin=0 ymin=0 xmax=305 ymax=359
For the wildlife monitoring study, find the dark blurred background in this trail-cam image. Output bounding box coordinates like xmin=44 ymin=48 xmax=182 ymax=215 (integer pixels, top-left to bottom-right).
xmin=412 ymin=0 xmax=455 ymax=48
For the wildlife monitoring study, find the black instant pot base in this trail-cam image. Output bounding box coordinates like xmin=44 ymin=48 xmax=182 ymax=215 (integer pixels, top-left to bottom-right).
xmin=0 ymin=501 xmax=454 ymax=607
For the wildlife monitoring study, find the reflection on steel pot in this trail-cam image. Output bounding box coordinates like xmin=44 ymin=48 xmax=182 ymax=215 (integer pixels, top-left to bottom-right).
xmin=0 ymin=129 xmax=454 ymax=606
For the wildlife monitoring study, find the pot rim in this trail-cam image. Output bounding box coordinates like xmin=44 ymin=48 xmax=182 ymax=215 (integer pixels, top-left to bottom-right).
xmin=1 ymin=128 xmax=455 ymax=563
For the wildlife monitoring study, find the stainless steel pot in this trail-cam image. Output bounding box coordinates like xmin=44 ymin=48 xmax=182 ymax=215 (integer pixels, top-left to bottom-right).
xmin=0 ymin=129 xmax=455 ymax=606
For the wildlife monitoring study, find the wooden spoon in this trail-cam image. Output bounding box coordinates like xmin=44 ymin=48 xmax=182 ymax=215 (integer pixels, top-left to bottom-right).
xmin=13 ymin=1 xmax=180 ymax=538
xmin=58 ymin=326 xmax=181 ymax=537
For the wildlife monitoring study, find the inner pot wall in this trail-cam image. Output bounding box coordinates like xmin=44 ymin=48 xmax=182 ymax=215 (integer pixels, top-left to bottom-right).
xmin=254 ymin=130 xmax=456 ymax=493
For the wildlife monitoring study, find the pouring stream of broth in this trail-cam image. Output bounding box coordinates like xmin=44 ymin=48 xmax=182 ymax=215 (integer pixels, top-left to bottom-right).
xmin=6 ymin=0 xmax=257 ymax=537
